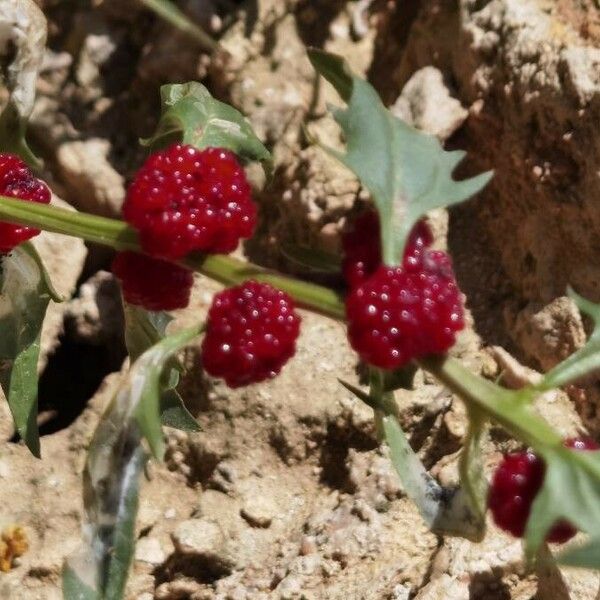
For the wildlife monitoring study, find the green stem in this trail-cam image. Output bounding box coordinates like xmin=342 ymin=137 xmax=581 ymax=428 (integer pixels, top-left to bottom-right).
xmin=138 ymin=0 xmax=221 ymax=53
xmin=0 ymin=196 xmax=345 ymax=319
xmin=419 ymin=355 xmax=562 ymax=450
xmin=0 ymin=195 xmax=564 ymax=449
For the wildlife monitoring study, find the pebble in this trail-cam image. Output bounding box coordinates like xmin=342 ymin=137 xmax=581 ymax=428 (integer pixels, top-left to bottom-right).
xmin=240 ymin=496 xmax=276 ymax=528
xmin=171 ymin=519 xmax=234 ymax=570
xmin=135 ymin=537 xmax=166 ymax=565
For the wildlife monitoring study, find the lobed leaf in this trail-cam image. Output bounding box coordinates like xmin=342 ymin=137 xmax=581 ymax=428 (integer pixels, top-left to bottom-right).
xmin=62 ymin=325 xmax=201 ymax=600
xmin=0 ymin=242 xmax=62 ymax=457
xmin=141 ymin=82 xmax=271 ymax=174
xmin=308 ymin=49 xmax=492 ymax=265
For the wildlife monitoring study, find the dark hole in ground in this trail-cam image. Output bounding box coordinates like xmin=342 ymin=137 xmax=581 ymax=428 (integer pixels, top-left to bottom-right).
xmin=9 ymin=331 xmax=126 ymax=441
xmin=154 ymin=554 xmax=231 ymax=586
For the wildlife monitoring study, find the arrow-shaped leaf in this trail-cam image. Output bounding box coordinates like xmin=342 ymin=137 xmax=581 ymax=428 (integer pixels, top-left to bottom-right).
xmin=308 ymin=49 xmax=492 ymax=264
xmin=0 ymin=242 xmax=62 ymax=457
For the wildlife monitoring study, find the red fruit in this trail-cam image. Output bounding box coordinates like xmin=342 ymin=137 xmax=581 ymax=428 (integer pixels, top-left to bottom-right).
xmin=201 ymin=281 xmax=301 ymax=388
xmin=112 ymin=251 xmax=193 ymax=311
xmin=0 ymin=153 xmax=51 ymax=253
xmin=488 ymin=438 xmax=599 ymax=543
xmin=345 ymin=250 xmax=464 ymax=369
xmin=123 ymin=144 xmax=256 ymax=260
xmin=341 ymin=210 xmax=433 ymax=288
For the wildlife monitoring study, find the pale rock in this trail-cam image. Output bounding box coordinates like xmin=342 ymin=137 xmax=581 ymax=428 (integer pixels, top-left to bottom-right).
xmin=32 ymin=195 xmax=87 ymax=368
xmin=56 ymin=138 xmax=125 ymax=216
xmin=172 ymin=519 xmax=234 ymax=572
xmin=135 ymin=537 xmax=166 ymax=565
xmin=392 ymin=67 xmax=468 ymax=141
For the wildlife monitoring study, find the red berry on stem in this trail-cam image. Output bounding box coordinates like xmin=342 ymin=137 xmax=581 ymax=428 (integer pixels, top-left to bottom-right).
xmin=341 ymin=209 xmax=433 ymax=288
xmin=123 ymin=144 xmax=256 ymax=260
xmin=488 ymin=437 xmax=599 ymax=543
xmin=201 ymin=281 xmax=301 ymax=388
xmin=112 ymin=251 xmax=194 ymax=311
xmin=345 ymin=250 xmax=464 ymax=369
xmin=0 ymin=153 xmax=51 ymax=253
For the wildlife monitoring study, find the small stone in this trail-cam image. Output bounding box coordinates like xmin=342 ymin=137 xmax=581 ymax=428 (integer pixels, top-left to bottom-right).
xmin=277 ymin=574 xmax=304 ymax=599
xmin=299 ymin=535 xmax=318 ymax=555
xmin=135 ymin=537 xmax=166 ymax=565
xmin=392 ymin=67 xmax=468 ymax=140
xmin=240 ymin=496 xmax=276 ymax=528
xmin=171 ymin=519 xmax=233 ymax=572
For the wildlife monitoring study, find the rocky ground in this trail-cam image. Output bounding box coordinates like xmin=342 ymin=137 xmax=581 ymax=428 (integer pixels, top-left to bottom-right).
xmin=2 ymin=0 xmax=600 ymax=598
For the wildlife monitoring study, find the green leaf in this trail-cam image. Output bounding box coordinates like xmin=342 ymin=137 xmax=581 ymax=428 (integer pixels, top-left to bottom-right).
xmin=123 ymin=304 xmax=173 ymax=362
xmin=525 ymin=447 xmax=600 ymax=562
xmin=538 ymin=288 xmax=600 ymax=390
xmin=342 ymin=375 xmax=484 ymax=541
xmin=62 ymin=563 xmax=100 ymax=600
xmin=457 ymin=405 xmax=487 ymax=539
xmin=559 ymin=537 xmax=600 ymax=570
xmin=380 ymin=411 xmax=445 ymax=524
xmin=280 ymin=243 xmax=341 ymax=274
xmin=381 ymin=410 xmax=484 ymax=540
xmin=338 ymin=378 xmax=379 ymax=409
xmin=0 ymin=242 xmax=61 ymax=457
xmin=160 ymin=388 xmax=200 ymax=432
xmin=0 ymin=101 xmax=42 ymax=169
xmin=131 ymin=325 xmax=202 ymax=459
xmin=308 ymin=49 xmax=493 ymax=264
xmin=137 ymin=0 xmax=219 ymax=52
xmin=63 ymin=325 xmax=201 ymax=600
xmin=141 ymin=82 xmax=272 ymax=174
xmin=123 ymin=304 xmax=199 ymax=432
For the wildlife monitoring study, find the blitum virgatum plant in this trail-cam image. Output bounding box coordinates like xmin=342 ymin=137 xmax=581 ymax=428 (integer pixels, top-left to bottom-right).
xmin=1 ymin=48 xmax=600 ymax=599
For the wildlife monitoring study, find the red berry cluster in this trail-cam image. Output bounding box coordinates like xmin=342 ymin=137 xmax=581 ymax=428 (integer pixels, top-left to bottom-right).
xmin=0 ymin=153 xmax=51 ymax=253
xmin=112 ymin=251 xmax=193 ymax=311
xmin=201 ymin=281 xmax=301 ymax=388
xmin=488 ymin=437 xmax=599 ymax=543
xmin=343 ymin=210 xmax=464 ymax=369
xmin=123 ymin=144 xmax=256 ymax=260
xmin=113 ymin=144 xmax=300 ymax=388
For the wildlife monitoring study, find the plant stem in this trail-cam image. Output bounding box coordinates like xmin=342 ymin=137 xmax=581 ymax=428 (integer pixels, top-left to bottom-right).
xmin=138 ymin=0 xmax=221 ymax=53
xmin=0 ymin=196 xmax=345 ymax=319
xmin=419 ymin=355 xmax=562 ymax=450
xmin=0 ymin=195 xmax=563 ymax=448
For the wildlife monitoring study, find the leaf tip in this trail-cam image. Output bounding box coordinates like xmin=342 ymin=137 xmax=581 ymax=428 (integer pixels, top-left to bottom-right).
xmin=307 ymin=48 xmax=354 ymax=102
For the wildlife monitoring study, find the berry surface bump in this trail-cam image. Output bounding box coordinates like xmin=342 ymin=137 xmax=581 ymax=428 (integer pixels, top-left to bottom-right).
xmin=123 ymin=144 xmax=256 ymax=259
xmin=201 ymin=281 xmax=301 ymax=388
xmin=0 ymin=153 xmax=51 ymax=253
xmin=112 ymin=251 xmax=194 ymax=311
